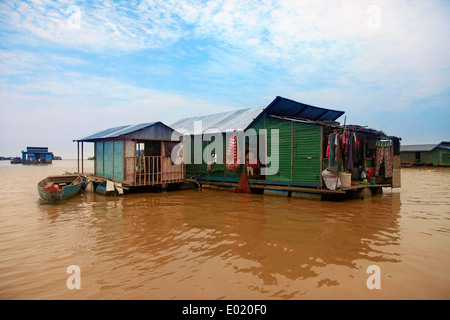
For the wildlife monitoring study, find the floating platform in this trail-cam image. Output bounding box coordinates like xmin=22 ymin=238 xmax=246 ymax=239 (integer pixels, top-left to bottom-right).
xmin=197 ymin=178 xmax=391 ymax=200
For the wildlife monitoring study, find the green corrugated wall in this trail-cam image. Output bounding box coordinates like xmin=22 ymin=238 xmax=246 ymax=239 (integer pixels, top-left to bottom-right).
xmin=432 ymin=149 xmax=439 ymax=166
xmin=185 ymin=114 xmax=322 ymax=185
xmin=208 ymin=136 xmax=226 ymax=178
xmin=443 ymin=152 xmax=450 ymax=165
xmin=433 ymin=148 xmax=450 ymax=166
xmin=420 ymin=151 xmax=433 ymax=164
xmin=249 ymin=115 xmax=322 ymax=185
xmin=266 ymin=117 xmax=291 ymax=181
xmin=292 ymin=121 xmax=321 ymax=184
xmin=186 ymin=137 xmax=209 ymax=177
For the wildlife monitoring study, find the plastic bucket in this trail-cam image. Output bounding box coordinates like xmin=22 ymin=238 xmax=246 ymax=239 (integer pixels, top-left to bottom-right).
xmin=338 ymin=172 xmax=351 ymax=188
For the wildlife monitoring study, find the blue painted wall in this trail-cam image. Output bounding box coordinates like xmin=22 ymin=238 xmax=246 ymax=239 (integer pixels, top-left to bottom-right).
xmin=95 ymin=141 xmax=124 ymax=180
xmin=96 ymin=143 xmax=103 ymax=176
xmin=104 ymin=142 xmax=113 ymax=179
xmin=114 ymin=141 xmax=124 ymax=180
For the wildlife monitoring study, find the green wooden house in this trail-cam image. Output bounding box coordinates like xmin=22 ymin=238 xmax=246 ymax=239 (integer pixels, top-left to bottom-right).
xmin=171 ymin=96 xmax=401 ymax=192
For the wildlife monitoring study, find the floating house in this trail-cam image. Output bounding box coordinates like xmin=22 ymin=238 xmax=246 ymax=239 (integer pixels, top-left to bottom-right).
xmin=74 ymin=96 xmax=401 ymax=199
xmin=171 ymin=96 xmax=401 ymax=198
xmin=21 ymin=147 xmax=53 ymax=164
xmin=74 ymin=122 xmax=185 ymax=190
xmin=400 ymin=141 xmax=450 ymax=166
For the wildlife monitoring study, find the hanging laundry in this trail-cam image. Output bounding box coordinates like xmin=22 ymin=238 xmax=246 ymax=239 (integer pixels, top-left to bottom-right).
xmin=347 ymin=130 xmax=354 ymax=171
xmin=326 ymin=135 xmax=330 ymax=158
xmin=342 ymin=129 xmax=347 ymax=154
xmin=336 ymin=133 xmax=342 ymax=172
xmin=329 ymin=133 xmax=336 ymax=168
xmin=226 ymin=136 xmax=241 ymax=172
xmin=366 ymin=167 xmax=374 ymax=179
xmin=375 ymin=144 xmax=393 ymax=178
xmin=353 ymin=132 xmax=360 ymax=166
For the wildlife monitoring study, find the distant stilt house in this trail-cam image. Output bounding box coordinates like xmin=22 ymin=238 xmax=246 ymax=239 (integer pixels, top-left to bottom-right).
xmin=22 ymin=147 xmax=53 ymax=164
xmin=171 ymin=96 xmax=402 ymax=197
xmin=74 ymin=122 xmax=185 ymax=189
xmin=400 ymin=141 xmax=450 ymax=166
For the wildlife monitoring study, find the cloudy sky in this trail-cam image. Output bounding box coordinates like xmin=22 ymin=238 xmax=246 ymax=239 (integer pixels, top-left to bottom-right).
xmin=0 ymin=0 xmax=449 ymax=158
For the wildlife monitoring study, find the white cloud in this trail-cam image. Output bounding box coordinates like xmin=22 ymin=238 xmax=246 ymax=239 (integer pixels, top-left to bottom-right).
xmin=2 ymin=0 xmax=449 ymax=69
xmin=1 ymin=0 xmax=449 ymax=154
xmin=0 ymin=73 xmax=236 ymax=157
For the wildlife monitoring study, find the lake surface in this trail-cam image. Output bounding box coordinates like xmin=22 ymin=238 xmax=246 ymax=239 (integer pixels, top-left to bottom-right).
xmin=0 ymin=160 xmax=448 ymax=299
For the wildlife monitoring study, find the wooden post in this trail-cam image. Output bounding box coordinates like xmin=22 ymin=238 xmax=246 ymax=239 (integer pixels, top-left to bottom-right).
xmin=192 ymin=138 xmax=195 ymax=177
xmin=263 ymin=113 xmax=267 ymax=177
xmin=207 ymin=140 xmax=210 ymax=177
xmin=102 ymin=142 xmax=105 ymax=178
xmin=160 ymin=141 xmax=163 ymax=185
xmin=77 ymin=141 xmax=80 ymax=173
xmin=319 ymin=126 xmax=324 ymax=189
xmin=81 ymin=142 xmax=84 ymax=174
xmin=134 ymin=141 xmax=137 ymax=186
xmin=224 ymin=133 xmax=227 ymax=178
xmin=363 ymin=138 xmax=367 ymax=169
xmin=157 ymin=156 xmax=160 ymax=184
xmin=94 ymin=142 xmax=97 ymax=176
xmin=162 ymin=141 xmax=165 ymax=182
xmin=144 ymin=156 xmax=147 ymax=185
xmin=112 ymin=141 xmax=115 ymax=179
xmin=123 ymin=140 xmax=126 ymax=181
xmin=290 ymin=121 xmax=293 ymax=182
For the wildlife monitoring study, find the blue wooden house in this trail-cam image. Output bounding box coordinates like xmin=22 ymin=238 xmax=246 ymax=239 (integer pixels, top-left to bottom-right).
xmin=22 ymin=147 xmax=53 ymax=164
xmin=74 ymin=122 xmax=185 ymax=187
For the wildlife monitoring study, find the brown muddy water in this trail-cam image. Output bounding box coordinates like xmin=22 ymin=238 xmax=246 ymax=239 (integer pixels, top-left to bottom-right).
xmin=0 ymin=160 xmax=448 ymax=300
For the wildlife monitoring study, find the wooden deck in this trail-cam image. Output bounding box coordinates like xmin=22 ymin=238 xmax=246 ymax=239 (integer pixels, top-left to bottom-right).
xmin=341 ymin=184 xmax=392 ymax=191
xmin=195 ymin=179 xmax=392 ymax=195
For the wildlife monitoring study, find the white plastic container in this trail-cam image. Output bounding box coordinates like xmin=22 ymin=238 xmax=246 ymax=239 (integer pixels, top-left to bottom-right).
xmin=338 ymin=172 xmax=351 ymax=188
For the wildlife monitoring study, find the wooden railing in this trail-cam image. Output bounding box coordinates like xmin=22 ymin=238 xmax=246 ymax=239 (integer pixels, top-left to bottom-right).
xmin=128 ymin=156 xmax=185 ymax=186
xmin=134 ymin=156 xmax=162 ymax=186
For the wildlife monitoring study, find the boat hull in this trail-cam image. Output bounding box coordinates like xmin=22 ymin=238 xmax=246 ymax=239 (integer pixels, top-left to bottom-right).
xmin=37 ymin=175 xmax=84 ymax=202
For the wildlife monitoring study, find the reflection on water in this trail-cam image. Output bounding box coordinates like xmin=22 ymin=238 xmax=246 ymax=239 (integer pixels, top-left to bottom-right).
xmin=0 ymin=161 xmax=448 ymax=299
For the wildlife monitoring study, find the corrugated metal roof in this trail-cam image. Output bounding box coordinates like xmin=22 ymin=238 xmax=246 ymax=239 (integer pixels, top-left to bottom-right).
xmin=76 ymin=122 xmax=159 ymax=142
xmin=26 ymin=147 xmax=49 ymax=153
xmin=171 ymin=107 xmax=264 ymax=134
xmin=401 ymin=141 xmax=450 ymax=152
xmin=171 ymin=96 xmax=345 ymax=134
xmin=400 ymin=144 xmax=438 ymax=152
xmin=266 ymin=96 xmax=345 ymax=121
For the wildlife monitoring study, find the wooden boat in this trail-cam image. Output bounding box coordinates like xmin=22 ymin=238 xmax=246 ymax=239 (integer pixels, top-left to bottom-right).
xmin=10 ymin=157 xmax=23 ymax=164
xmin=37 ymin=174 xmax=85 ymax=202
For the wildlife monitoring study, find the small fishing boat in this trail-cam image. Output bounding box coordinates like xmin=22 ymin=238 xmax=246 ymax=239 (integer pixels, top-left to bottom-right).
xmin=37 ymin=174 xmax=85 ymax=202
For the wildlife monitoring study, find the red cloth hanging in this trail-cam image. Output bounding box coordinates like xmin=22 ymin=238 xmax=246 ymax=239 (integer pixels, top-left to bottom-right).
xmin=326 ymin=135 xmax=330 ymax=158
xmin=226 ymin=136 xmax=241 ymax=172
